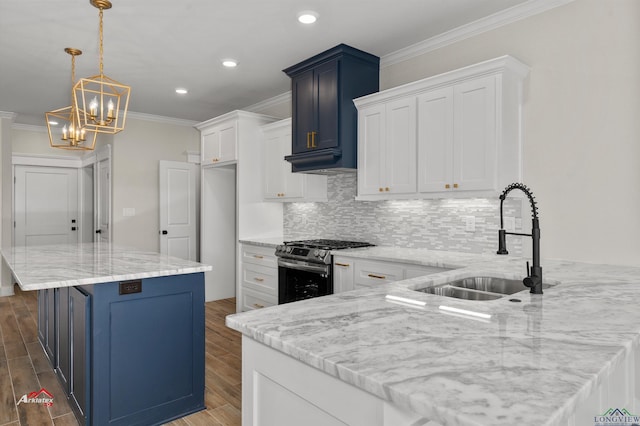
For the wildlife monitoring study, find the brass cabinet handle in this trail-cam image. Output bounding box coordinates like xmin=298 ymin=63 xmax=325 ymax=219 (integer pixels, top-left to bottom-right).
xmin=453 ymin=183 xmax=459 ymax=189
xmin=335 ymin=262 xmax=350 ymax=267
xmin=253 ymin=255 xmax=264 ymax=259
xmin=254 ymin=277 xmax=264 ymax=282
xmin=368 ymin=273 xmax=386 ymax=279
xmin=212 ymin=158 xmax=219 ymax=163
xmin=306 ymin=132 xmax=311 ymax=149
xmin=385 ymin=187 xmax=390 ymax=192
xmin=379 ymin=187 xmax=383 ymax=192
xmin=445 ymin=184 xmax=450 ymax=189
xmin=311 ymin=131 xmax=317 ymax=148
xmin=252 ymin=303 xmax=264 ymax=309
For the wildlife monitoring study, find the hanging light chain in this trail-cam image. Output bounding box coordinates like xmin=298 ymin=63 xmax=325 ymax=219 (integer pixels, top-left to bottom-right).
xmin=98 ymin=6 xmax=104 ymax=76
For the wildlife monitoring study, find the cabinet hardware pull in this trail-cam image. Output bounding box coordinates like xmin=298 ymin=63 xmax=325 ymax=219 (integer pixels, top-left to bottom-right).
xmin=445 ymin=184 xmax=450 ymax=189
xmin=254 ymin=277 xmax=264 ymax=282
xmin=253 ymin=255 xmax=264 ymax=259
xmin=306 ymin=132 xmax=311 ymax=149
xmin=335 ymin=262 xmax=350 ymax=267
xmin=379 ymin=187 xmax=383 ymax=192
xmin=368 ymin=274 xmax=386 ymax=279
xmin=311 ymin=131 xmax=317 ymax=148
xmin=453 ymin=183 xmax=459 ymax=189
xmin=253 ymin=303 xmax=265 ymax=309
xmin=385 ymin=187 xmax=390 ymax=192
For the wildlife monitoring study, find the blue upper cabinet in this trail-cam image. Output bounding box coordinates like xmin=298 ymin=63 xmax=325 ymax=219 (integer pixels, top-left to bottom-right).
xmin=283 ymin=44 xmax=379 ymax=173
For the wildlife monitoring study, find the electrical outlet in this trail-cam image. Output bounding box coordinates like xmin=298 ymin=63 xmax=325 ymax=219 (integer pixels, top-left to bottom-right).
xmin=503 ymin=216 xmax=515 ymax=232
xmin=465 ymin=216 xmax=476 ymax=232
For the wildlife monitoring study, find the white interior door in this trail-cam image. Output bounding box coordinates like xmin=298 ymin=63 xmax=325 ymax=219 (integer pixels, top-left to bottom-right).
xmin=95 ymin=158 xmax=111 ymax=242
xmin=14 ymin=165 xmax=79 ymax=247
xmin=159 ymin=161 xmax=197 ymax=261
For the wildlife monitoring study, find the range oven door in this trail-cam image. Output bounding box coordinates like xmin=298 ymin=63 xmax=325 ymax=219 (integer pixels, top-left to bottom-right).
xmin=278 ymin=259 xmax=332 ymax=304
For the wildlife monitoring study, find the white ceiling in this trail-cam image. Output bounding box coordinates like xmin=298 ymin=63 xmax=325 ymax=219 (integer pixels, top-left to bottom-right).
xmin=0 ymin=0 xmax=531 ymax=126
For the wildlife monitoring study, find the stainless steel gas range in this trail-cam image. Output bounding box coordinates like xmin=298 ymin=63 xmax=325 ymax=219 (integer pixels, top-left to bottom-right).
xmin=275 ymin=239 xmax=373 ymax=304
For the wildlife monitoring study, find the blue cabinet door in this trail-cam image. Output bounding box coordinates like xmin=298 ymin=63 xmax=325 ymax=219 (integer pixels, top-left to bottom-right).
xmin=314 ymin=59 xmax=339 ymax=150
xmin=291 ymin=69 xmax=315 ymax=154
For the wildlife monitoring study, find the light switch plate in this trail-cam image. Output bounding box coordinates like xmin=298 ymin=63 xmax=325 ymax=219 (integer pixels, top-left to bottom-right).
xmin=503 ymin=216 xmax=516 ymax=232
xmin=123 ymin=207 xmax=136 ymax=217
xmin=465 ymin=216 xmax=476 ymax=232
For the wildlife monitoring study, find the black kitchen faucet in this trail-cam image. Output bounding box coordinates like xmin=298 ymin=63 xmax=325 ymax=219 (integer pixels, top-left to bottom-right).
xmin=497 ymin=183 xmax=543 ymax=294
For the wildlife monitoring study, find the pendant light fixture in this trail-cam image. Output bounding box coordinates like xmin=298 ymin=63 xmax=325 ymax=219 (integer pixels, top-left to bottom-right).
xmin=73 ymin=0 xmax=130 ymax=135
xmin=46 ymin=48 xmax=98 ymax=150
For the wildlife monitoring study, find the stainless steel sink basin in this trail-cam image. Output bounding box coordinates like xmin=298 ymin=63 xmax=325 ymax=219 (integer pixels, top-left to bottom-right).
xmin=414 ymin=276 xmax=553 ymax=301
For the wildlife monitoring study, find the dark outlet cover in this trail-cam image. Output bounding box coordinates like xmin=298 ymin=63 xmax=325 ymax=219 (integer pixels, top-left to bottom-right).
xmin=119 ymin=280 xmax=142 ymax=295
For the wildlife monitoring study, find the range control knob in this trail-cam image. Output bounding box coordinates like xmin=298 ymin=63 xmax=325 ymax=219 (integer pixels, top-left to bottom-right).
xmin=286 ymin=246 xmax=293 ymax=253
xmin=276 ymin=245 xmax=283 ymax=252
xmin=314 ymin=249 xmax=320 ymax=257
xmin=318 ymin=250 xmax=327 ymax=258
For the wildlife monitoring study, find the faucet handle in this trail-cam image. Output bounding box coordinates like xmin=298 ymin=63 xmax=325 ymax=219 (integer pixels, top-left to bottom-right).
xmin=526 ymin=261 xmax=531 ymax=277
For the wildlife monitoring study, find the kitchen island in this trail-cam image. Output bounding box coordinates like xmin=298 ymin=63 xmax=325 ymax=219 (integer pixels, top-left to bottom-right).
xmin=1 ymin=242 xmax=212 ymax=426
xmin=226 ymin=247 xmax=640 ymax=426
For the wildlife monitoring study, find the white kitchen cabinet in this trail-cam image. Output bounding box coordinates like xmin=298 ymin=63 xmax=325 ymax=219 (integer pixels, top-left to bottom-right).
xmin=333 ymin=257 xmax=450 ymax=293
xmin=200 ymin=120 xmax=237 ymax=166
xmin=354 ymin=55 xmax=529 ymax=200
xmin=354 ymin=260 xmax=404 ymax=288
xmin=418 ymin=76 xmax=496 ymax=194
xmin=262 ymin=118 xmax=327 ymax=202
xmin=242 ymin=336 xmax=433 ymax=426
xmin=333 ymin=256 xmax=355 ymax=293
xmin=239 ymin=243 xmax=278 ymax=311
xmin=358 ymin=98 xmax=416 ymax=196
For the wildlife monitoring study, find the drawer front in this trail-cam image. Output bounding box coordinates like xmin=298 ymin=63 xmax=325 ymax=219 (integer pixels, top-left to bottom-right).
xmin=242 ymin=288 xmax=277 ymax=311
xmin=354 ymin=260 xmax=403 ymax=287
xmin=404 ymin=266 xmax=450 ymax=279
xmin=241 ymin=244 xmax=278 ymax=268
xmin=242 ymin=263 xmax=278 ymax=295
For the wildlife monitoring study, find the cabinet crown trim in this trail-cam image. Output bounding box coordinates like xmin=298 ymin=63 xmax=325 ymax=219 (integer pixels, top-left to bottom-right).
xmin=354 ymin=55 xmax=529 ymax=108
xmin=195 ymin=110 xmax=278 ymax=130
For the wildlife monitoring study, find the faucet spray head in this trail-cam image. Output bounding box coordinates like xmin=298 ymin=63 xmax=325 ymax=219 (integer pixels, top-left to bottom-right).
xmin=497 ymin=229 xmax=509 ymax=255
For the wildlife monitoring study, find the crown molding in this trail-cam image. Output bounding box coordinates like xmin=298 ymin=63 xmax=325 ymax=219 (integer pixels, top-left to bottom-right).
xmin=0 ymin=111 xmax=17 ymax=121
xmin=381 ymin=0 xmax=576 ymax=68
xmin=244 ymin=92 xmax=291 ymax=114
xmin=126 ymin=111 xmax=199 ymax=127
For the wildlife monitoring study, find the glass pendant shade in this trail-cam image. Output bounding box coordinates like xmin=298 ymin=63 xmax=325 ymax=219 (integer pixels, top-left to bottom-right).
xmin=73 ymin=0 xmax=130 ymax=135
xmin=46 ymin=47 xmax=98 ymax=150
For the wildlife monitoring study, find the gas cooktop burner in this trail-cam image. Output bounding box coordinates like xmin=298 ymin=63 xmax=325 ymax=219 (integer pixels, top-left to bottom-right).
xmin=284 ymin=239 xmax=373 ymax=250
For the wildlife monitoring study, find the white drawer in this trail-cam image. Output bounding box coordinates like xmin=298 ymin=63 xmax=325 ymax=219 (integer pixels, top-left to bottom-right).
xmin=242 ymin=288 xmax=277 ymax=311
xmin=354 ymin=260 xmax=403 ymax=288
xmin=242 ymin=263 xmax=278 ymax=295
xmin=241 ymin=244 xmax=277 ymax=267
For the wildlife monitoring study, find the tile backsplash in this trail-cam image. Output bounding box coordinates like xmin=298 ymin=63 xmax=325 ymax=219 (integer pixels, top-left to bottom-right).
xmin=284 ymin=174 xmax=523 ymax=255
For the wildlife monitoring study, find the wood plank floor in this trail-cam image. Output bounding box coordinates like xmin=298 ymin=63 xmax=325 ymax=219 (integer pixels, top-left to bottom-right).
xmin=0 ymin=285 xmax=242 ymax=426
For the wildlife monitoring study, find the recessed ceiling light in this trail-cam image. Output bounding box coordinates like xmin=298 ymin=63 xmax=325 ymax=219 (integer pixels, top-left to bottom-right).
xmin=48 ymin=120 xmax=59 ymax=125
xmin=175 ymin=88 xmax=188 ymax=95
xmin=297 ymin=11 xmax=318 ymax=24
xmin=222 ymin=59 xmax=237 ymax=68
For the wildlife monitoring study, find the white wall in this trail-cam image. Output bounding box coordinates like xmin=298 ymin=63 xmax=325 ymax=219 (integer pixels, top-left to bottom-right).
xmin=379 ymin=0 xmax=640 ymax=266
xmin=0 ymin=113 xmax=15 ymax=295
xmin=111 ymin=117 xmax=200 ymax=252
xmin=11 ymin=126 xmax=111 ymax=156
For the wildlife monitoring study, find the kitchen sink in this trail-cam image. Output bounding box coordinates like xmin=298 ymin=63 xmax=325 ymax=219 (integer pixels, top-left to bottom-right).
xmin=414 ymin=276 xmax=553 ymax=301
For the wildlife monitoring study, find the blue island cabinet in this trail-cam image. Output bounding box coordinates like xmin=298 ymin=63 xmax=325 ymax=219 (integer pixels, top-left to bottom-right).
xmin=39 ymin=273 xmax=205 ymax=426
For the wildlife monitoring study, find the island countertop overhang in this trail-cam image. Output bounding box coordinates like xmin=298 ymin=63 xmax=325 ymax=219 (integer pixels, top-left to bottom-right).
xmin=1 ymin=242 xmax=212 ymax=291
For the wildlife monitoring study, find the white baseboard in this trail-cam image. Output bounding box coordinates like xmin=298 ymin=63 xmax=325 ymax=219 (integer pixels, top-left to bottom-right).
xmin=0 ymin=285 xmax=15 ymax=297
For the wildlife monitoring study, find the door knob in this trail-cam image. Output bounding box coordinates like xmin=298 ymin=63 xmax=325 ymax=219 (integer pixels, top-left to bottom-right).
xmin=161 ymin=230 xmax=168 ymax=235
xmin=95 ymin=229 xmax=102 ymax=234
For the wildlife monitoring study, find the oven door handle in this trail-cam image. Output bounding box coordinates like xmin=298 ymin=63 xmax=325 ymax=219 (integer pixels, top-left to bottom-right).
xmin=278 ymin=260 xmax=328 ymax=274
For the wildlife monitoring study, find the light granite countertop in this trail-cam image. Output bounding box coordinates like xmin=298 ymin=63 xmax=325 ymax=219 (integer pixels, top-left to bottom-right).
xmin=238 ymin=237 xmax=284 ymax=248
xmin=1 ymin=242 xmax=212 ymax=291
xmin=227 ymin=246 xmax=640 ymax=426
